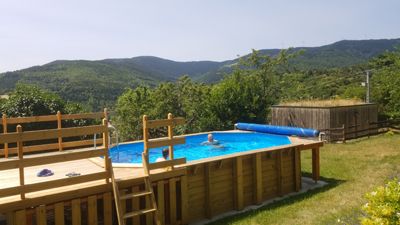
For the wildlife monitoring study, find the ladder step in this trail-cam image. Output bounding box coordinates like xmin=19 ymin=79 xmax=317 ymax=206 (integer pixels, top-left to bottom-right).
xmin=120 ymin=191 xmax=152 ymax=200
xmin=123 ymin=208 xmax=156 ymax=219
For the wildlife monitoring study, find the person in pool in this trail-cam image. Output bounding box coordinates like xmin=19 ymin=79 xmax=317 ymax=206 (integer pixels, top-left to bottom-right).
xmin=156 ymin=148 xmax=169 ymax=162
xmin=201 ymin=133 xmax=224 ymax=148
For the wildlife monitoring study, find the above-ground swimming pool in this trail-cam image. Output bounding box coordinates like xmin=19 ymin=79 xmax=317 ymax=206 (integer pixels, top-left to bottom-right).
xmin=109 ymin=132 xmax=291 ymax=164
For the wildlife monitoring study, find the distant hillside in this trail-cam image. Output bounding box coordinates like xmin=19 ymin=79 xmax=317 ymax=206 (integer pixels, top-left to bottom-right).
xmin=0 ymin=38 xmax=399 ymax=109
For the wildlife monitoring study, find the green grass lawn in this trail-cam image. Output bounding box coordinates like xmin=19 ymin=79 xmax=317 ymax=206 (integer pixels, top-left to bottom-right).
xmin=208 ymin=133 xmax=400 ymax=225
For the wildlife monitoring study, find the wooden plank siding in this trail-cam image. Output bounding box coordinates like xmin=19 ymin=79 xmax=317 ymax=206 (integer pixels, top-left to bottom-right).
xmin=272 ymin=104 xmax=378 ymax=141
xmin=185 ymin=146 xmax=301 ymax=224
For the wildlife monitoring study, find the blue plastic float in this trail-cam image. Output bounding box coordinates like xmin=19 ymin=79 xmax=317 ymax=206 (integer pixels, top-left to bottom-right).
xmin=235 ymin=122 xmax=319 ymax=137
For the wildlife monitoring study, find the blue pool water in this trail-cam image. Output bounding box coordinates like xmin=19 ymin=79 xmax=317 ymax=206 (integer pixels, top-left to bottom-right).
xmin=109 ymin=132 xmax=291 ymax=164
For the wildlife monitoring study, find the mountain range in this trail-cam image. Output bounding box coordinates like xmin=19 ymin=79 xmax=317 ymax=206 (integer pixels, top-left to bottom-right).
xmin=0 ymin=38 xmax=399 ymax=109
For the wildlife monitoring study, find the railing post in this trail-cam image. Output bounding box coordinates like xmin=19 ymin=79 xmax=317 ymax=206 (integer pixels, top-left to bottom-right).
xmin=16 ymin=125 xmax=25 ymax=199
xmin=143 ymin=115 xmax=149 ymax=155
xmin=2 ymin=114 xmax=8 ymax=158
xmin=57 ymin=111 xmax=63 ymax=151
xmin=167 ymin=113 xmax=174 ymax=160
xmin=104 ymin=108 xmax=108 ymax=122
xmin=102 ymin=119 xmax=110 ymax=183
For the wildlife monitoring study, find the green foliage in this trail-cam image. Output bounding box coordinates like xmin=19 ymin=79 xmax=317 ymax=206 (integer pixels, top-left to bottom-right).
xmin=370 ymin=49 xmax=400 ymax=119
xmin=115 ymin=50 xmax=293 ymax=140
xmin=1 ymin=84 xmax=66 ymax=117
xmin=361 ymin=178 xmax=400 ymax=225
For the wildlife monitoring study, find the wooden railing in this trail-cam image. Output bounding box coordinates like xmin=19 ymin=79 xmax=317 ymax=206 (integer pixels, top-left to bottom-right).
xmin=0 ymin=109 xmax=108 ymax=157
xmin=0 ymin=119 xmax=111 ymax=200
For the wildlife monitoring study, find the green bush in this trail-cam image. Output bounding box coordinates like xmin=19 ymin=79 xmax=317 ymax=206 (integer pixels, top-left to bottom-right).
xmin=361 ymin=178 xmax=400 ymax=225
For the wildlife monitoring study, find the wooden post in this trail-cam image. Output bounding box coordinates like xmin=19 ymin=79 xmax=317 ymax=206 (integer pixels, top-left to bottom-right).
xmin=277 ymin=150 xmax=283 ymax=197
xmin=103 ymin=192 xmax=113 ymax=225
xmin=204 ymin=163 xmax=212 ymax=218
xmin=57 ymin=111 xmax=63 ymax=151
xmin=234 ymin=157 xmax=243 ymax=210
xmin=17 ymin=125 xmax=25 ymax=199
xmin=143 ymin=115 xmax=149 ymax=155
xmin=156 ymin=181 xmax=165 ymax=225
xmin=2 ymin=114 xmax=8 ymax=158
xmin=71 ymin=199 xmax=81 ymax=225
xmin=312 ymin=147 xmax=320 ymax=183
xmin=54 ymin=202 xmax=65 ymax=225
xmin=294 ymin=147 xmax=301 ymax=192
xmin=180 ymin=175 xmax=189 ymax=225
xmin=169 ymin=178 xmax=177 ymax=225
xmin=253 ymin=153 xmax=262 ymax=204
xmin=36 ymin=205 xmax=47 ymax=225
xmin=367 ymin=119 xmax=370 ymax=138
xmin=102 ymin=119 xmax=110 ymax=183
xmin=103 ymin=108 xmax=108 ymax=122
xmin=167 ymin=113 xmax=174 ymax=160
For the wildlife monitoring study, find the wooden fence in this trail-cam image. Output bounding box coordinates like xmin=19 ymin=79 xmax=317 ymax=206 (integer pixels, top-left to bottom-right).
xmin=0 ymin=110 xmax=108 ymax=157
xmin=321 ymin=119 xmax=400 ymax=142
xmin=0 ymin=119 xmax=111 ymax=201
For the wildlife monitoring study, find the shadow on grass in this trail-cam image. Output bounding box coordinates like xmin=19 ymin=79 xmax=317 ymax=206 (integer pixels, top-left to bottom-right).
xmin=207 ymin=173 xmax=345 ymax=225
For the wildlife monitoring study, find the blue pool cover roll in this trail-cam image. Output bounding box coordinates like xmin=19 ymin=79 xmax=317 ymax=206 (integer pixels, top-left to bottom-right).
xmin=235 ymin=123 xmax=319 ymax=137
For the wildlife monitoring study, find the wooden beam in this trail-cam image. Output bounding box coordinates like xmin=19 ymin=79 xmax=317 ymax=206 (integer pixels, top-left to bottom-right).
xmin=2 ymin=114 xmax=8 ymax=158
xmin=54 ymin=202 xmax=65 ymax=225
xmin=277 ymin=151 xmax=283 ymax=196
xmin=71 ymin=199 xmax=81 ymax=225
xmin=146 ymin=136 xmax=185 ymax=149
xmin=57 ymin=111 xmax=63 ymax=151
xmin=312 ymin=147 xmax=320 ymax=182
xmin=169 ymin=178 xmax=177 ymax=224
xmin=61 ymin=112 xmax=104 ymax=120
xmin=180 ymin=175 xmax=189 ymax=225
xmin=20 ymin=148 xmax=106 ymax=168
xmin=156 ymin=181 xmax=165 ymax=225
xmin=204 ymin=163 xmax=212 ymax=218
xmin=143 ymin=115 xmax=149 ymax=155
xmin=87 ymin=195 xmax=98 ymax=225
xmin=22 ymin=171 xmax=108 ymax=194
xmin=148 ymin=158 xmax=186 ymax=170
xmin=168 ymin=113 xmax=174 ymax=160
xmin=0 ymin=139 xmax=103 ymax=156
xmin=17 ymin=125 xmax=25 ymax=199
xmin=103 ymin=192 xmax=112 ymax=225
xmin=0 ymin=125 xmax=107 ymax=143
xmin=234 ymin=157 xmax=244 ymax=210
xmin=7 ymin=115 xmax=57 ymax=124
xmin=253 ymin=153 xmax=262 ymax=204
xmin=294 ymin=147 xmax=301 ymax=192
xmin=15 ymin=210 xmax=26 ymax=225
xmin=35 ymin=205 xmax=47 ymax=225
xmin=146 ymin=117 xmax=185 ymax=129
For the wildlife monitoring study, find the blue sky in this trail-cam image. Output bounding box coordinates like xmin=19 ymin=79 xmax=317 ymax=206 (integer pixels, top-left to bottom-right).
xmin=1 ymin=0 xmax=400 ymax=72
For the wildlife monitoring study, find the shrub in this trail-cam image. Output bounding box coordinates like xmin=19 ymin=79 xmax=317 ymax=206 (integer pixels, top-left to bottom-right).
xmin=361 ymin=178 xmax=400 ymax=225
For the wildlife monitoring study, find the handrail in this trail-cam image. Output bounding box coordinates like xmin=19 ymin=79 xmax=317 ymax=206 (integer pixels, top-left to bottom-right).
xmin=0 ymin=109 xmax=108 ymax=157
xmin=0 ymin=119 xmax=111 ymax=200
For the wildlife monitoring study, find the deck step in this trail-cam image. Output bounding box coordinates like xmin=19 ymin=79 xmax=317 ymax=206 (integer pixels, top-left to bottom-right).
xmin=120 ymin=191 xmax=152 ymax=200
xmin=123 ymin=208 xmax=156 ymax=219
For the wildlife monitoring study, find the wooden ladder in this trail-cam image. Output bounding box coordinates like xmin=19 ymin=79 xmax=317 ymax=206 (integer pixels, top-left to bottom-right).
xmin=111 ymin=165 xmax=160 ymax=225
xmin=111 ymin=113 xmax=186 ymax=225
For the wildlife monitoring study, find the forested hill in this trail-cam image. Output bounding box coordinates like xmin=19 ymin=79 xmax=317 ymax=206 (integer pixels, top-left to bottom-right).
xmin=0 ymin=38 xmax=399 ymax=110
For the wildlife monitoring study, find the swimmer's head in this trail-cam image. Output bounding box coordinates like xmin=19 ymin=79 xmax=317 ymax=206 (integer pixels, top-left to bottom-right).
xmin=208 ymin=133 xmax=214 ymax=142
xmin=162 ymin=148 xmax=169 ymax=159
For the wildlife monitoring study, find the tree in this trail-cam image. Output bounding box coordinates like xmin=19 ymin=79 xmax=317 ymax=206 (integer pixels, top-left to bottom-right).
xmin=370 ymin=49 xmax=400 ymax=119
xmin=114 ymin=86 xmax=154 ymax=141
xmin=1 ymin=84 xmax=66 ymax=117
